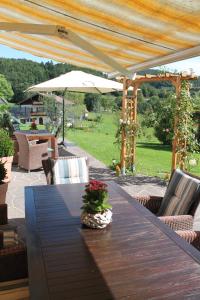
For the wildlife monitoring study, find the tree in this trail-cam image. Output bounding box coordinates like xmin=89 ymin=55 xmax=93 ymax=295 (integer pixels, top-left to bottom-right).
xmin=84 ymin=93 xmax=102 ymax=112
xmin=154 ymin=97 xmax=174 ymax=145
xmin=0 ymin=74 xmax=13 ymax=101
xmin=65 ymin=91 xmax=85 ymax=105
xmin=100 ymin=94 xmax=117 ymax=111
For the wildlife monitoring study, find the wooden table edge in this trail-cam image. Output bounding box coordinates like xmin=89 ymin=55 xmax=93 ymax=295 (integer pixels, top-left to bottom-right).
xmin=25 ymin=187 xmax=50 ymax=300
xmin=108 ymin=181 xmax=200 ymax=264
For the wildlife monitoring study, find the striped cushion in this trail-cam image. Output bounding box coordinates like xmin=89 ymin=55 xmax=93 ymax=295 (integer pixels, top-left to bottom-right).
xmin=158 ymin=169 xmax=200 ymax=216
xmin=192 ymin=188 xmax=200 ymax=231
xmin=54 ymin=157 xmax=88 ymax=184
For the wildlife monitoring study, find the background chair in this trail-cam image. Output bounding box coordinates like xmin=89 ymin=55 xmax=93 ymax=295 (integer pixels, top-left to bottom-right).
xmin=15 ymin=132 xmax=48 ymax=172
xmin=42 ymin=156 xmax=89 ymax=185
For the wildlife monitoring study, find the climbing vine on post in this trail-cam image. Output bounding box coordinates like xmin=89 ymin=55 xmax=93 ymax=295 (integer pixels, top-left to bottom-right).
xmin=173 ymin=80 xmax=199 ymax=170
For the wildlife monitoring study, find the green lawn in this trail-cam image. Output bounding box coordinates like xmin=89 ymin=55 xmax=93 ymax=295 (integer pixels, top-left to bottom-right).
xmin=20 ymin=124 xmax=45 ymax=130
xmin=66 ymin=112 xmax=200 ymax=177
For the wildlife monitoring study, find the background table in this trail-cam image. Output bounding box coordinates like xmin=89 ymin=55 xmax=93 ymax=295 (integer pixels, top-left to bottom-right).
xmin=25 ymin=181 xmax=200 ymax=299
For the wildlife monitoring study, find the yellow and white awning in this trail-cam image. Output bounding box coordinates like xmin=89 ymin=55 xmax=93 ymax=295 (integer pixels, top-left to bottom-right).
xmin=0 ymin=0 xmax=200 ymax=77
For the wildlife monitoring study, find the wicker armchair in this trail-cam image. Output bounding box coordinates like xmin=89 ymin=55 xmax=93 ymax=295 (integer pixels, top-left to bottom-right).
xmin=15 ymin=132 xmax=48 ymax=172
xmin=134 ymin=169 xmax=200 ymax=250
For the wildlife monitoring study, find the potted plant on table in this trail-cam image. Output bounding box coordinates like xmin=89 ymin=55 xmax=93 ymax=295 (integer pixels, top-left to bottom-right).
xmin=81 ymin=180 xmax=112 ymax=229
xmin=0 ymin=160 xmax=8 ymax=204
xmin=0 ymin=128 xmax=14 ymax=182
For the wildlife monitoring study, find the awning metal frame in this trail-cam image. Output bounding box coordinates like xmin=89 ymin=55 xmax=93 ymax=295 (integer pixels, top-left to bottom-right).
xmin=0 ymin=22 xmax=132 ymax=78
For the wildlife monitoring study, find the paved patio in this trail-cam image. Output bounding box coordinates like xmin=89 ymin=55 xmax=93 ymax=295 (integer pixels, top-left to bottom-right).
xmin=6 ymin=142 xmax=167 ymax=240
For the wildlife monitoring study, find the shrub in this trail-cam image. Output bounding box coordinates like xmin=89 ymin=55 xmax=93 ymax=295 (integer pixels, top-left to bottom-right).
xmin=0 ymin=128 xmax=14 ymax=157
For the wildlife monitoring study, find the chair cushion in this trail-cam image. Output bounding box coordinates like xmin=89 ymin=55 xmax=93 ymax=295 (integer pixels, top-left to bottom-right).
xmin=0 ymin=224 xmax=18 ymax=249
xmin=158 ymin=169 xmax=200 ymax=216
xmin=54 ymin=157 xmax=88 ymax=184
xmin=192 ymin=189 xmax=200 ymax=231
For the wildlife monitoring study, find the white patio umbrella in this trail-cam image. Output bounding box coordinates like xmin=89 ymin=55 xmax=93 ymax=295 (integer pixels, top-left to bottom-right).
xmin=27 ymin=70 xmax=128 ymax=143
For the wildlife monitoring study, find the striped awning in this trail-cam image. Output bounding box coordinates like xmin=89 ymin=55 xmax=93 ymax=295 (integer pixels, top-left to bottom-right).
xmin=0 ymin=0 xmax=200 ymax=77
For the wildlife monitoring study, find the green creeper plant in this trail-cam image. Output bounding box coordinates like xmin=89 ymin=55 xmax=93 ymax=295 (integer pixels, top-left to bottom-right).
xmin=174 ymin=80 xmax=199 ymax=170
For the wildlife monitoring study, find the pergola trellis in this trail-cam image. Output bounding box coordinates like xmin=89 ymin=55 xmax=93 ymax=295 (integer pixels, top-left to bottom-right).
xmin=120 ymin=73 xmax=198 ymax=175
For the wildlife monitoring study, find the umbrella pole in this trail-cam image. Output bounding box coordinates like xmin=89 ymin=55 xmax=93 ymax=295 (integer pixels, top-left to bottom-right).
xmin=58 ymin=89 xmax=66 ymax=146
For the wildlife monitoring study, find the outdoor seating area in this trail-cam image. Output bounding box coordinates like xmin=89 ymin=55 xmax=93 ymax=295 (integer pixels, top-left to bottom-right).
xmin=0 ymin=1 xmax=200 ymax=299
xmin=0 ymin=136 xmax=200 ymax=298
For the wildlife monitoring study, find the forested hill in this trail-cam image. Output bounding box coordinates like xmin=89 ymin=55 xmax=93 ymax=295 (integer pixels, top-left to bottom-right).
xmin=0 ymin=58 xmax=103 ymax=102
xmin=0 ymin=57 xmax=199 ymax=102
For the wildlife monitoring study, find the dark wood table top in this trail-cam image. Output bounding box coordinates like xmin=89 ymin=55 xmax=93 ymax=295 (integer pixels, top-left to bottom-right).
xmin=25 ymin=181 xmax=200 ymax=300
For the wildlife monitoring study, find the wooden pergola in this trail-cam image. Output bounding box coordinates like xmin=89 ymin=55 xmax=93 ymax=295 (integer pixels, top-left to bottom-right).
xmin=120 ymin=73 xmax=198 ymax=175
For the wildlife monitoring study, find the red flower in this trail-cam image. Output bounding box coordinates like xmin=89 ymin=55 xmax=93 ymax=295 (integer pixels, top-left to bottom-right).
xmin=85 ymin=180 xmax=107 ymax=192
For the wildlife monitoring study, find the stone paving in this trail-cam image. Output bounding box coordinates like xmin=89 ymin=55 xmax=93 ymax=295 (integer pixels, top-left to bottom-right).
xmin=6 ymin=141 xmax=167 ymax=240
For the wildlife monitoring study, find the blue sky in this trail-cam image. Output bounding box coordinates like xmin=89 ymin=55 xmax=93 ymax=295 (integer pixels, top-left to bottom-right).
xmin=0 ymin=44 xmax=199 ymax=75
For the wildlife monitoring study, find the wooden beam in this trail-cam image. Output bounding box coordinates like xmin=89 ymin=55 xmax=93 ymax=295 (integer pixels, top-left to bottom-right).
xmin=131 ymin=74 xmax=197 ymax=84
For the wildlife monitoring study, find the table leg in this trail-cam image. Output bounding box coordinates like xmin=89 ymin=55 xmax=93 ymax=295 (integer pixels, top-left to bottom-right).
xmin=51 ymin=137 xmax=58 ymax=159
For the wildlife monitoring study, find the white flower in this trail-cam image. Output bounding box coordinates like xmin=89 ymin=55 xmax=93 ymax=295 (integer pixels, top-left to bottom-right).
xmin=189 ymin=159 xmax=197 ymax=166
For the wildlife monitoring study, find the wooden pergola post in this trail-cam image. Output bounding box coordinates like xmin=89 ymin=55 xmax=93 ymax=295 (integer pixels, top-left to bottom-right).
xmin=131 ymin=83 xmax=140 ymax=171
xmin=171 ymin=76 xmax=181 ymax=171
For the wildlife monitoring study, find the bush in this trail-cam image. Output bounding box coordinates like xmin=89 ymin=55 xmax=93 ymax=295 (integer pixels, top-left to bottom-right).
xmin=154 ymin=96 xmax=174 ymax=145
xmin=0 ymin=128 xmax=14 ymax=157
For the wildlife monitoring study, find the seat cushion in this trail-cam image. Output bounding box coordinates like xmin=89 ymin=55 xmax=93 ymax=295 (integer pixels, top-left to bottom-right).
xmin=54 ymin=157 xmax=88 ymax=184
xmin=192 ymin=189 xmax=200 ymax=231
xmin=158 ymin=169 xmax=200 ymax=216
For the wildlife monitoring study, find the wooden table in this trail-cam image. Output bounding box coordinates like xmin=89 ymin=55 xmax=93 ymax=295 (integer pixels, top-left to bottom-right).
xmin=25 ymin=182 xmax=200 ymax=300
xmin=16 ymin=130 xmax=58 ymax=159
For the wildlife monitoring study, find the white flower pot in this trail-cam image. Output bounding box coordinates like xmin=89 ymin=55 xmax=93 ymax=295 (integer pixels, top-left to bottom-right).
xmin=81 ymin=209 xmax=112 ymax=229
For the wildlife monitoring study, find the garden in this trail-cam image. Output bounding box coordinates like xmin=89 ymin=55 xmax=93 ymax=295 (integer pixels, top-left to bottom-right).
xmin=67 ymin=112 xmax=200 ymax=178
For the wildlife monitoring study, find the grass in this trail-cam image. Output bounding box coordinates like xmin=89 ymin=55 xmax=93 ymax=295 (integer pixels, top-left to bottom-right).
xmin=20 ymin=113 xmax=197 ymax=177
xmin=20 ymin=124 xmax=45 ymax=130
xmin=66 ymin=112 xmax=200 ymax=178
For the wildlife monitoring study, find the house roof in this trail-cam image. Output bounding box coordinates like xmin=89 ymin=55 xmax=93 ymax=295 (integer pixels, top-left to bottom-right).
xmin=0 ymin=1 xmax=199 ymax=77
xmin=39 ymin=93 xmax=74 ymax=105
xmin=19 ymin=92 xmax=73 ymax=105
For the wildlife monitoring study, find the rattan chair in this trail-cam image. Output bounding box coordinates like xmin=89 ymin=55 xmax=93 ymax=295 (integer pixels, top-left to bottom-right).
xmin=0 ymin=204 xmax=28 ymax=283
xmin=134 ymin=169 xmax=200 ymax=250
xmin=15 ymin=132 xmax=48 ymax=172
